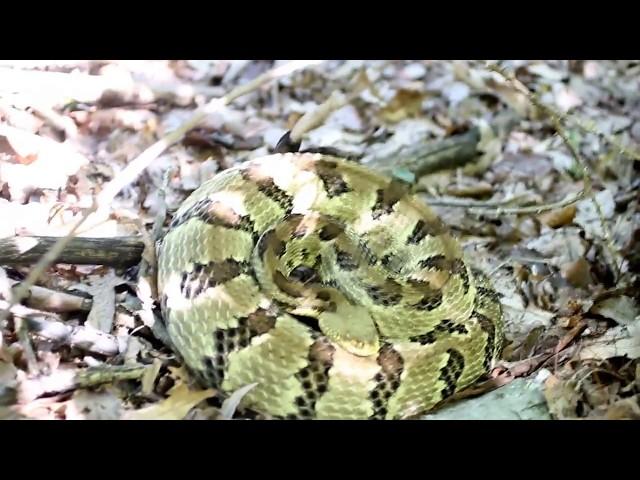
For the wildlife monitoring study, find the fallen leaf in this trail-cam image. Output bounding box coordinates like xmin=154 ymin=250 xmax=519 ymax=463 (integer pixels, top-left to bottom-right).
xmin=73 ymin=269 xmax=126 ymax=332
xmin=544 ymin=374 xmax=580 ymax=419
xmin=442 ymin=82 xmax=470 ymax=106
xmin=141 ymin=358 xmax=163 ymax=396
xmin=538 ymin=204 xmax=577 ymax=228
xmin=553 ymin=84 xmax=583 ymax=112
xmin=0 ymin=125 xmax=89 ymax=189
xmin=492 ymin=152 xmax=553 ymax=182
xmin=218 ymin=383 xmax=259 ymax=420
xmin=0 ymin=267 xmax=11 ymax=300
xmin=560 ymin=257 xmax=594 ymax=289
xmin=378 ymin=89 xmax=426 ymax=123
xmin=526 ymin=227 xmax=587 ymax=267
xmin=605 ymin=397 xmax=640 ymax=420
xmin=0 ymin=360 xmax=18 ymax=405
xmin=590 ymin=296 xmax=639 ymax=326
xmin=546 ymin=150 xmax=575 ymax=173
xmin=595 ymin=115 xmax=633 ymax=135
xmin=401 ymin=63 xmax=427 ymax=80
xmin=500 ymin=295 xmax=555 ymax=340
xmin=124 ymin=381 xmax=215 ymax=420
xmin=578 ymin=326 xmax=640 ymax=360
xmin=527 ymin=63 xmax=568 ymax=82
xmin=575 ymin=190 xmax=616 ymax=240
xmin=326 ymin=105 xmax=363 ymax=131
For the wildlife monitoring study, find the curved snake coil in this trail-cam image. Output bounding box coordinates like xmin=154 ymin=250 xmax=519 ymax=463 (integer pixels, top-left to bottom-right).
xmin=157 ymin=153 xmax=504 ymax=419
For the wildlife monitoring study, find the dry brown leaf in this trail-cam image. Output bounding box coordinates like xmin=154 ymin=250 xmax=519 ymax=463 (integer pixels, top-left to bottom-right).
xmin=378 ymin=89 xmax=426 ymax=123
xmin=538 ymin=204 xmax=577 ymax=228
xmin=124 ymin=380 xmax=215 ymax=420
xmin=444 ymin=182 xmax=494 ymax=198
xmin=560 ymin=257 xmax=594 ymax=289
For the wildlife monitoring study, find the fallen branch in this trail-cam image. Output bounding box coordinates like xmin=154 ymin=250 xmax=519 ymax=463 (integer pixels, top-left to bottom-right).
xmin=0 ymin=235 xmax=144 ymax=268
xmin=366 ymin=127 xmax=481 ymax=177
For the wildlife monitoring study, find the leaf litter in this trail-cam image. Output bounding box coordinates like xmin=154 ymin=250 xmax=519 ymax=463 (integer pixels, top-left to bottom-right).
xmin=0 ymin=60 xmax=639 ymax=420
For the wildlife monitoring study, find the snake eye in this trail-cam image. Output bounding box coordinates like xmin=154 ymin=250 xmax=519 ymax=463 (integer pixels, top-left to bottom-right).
xmin=289 ymin=266 xmax=318 ymax=284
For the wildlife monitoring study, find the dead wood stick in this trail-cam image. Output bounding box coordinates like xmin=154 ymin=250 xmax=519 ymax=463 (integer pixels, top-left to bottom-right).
xmin=0 ymin=236 xmax=144 ymax=268
xmin=365 ymin=127 xmax=481 ymax=178
xmin=24 ymin=316 xmax=121 ymax=357
xmin=0 ymin=300 xmax=120 ymax=356
xmin=18 ymin=364 xmax=148 ymax=403
xmin=20 ymin=285 xmax=92 ymax=313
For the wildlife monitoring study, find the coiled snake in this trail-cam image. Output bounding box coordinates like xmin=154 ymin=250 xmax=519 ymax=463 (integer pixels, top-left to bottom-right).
xmin=157 ymin=153 xmax=504 ymax=419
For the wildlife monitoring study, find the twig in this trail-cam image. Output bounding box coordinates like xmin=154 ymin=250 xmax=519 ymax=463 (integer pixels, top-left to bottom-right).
xmin=0 ymin=67 xmax=130 ymax=107
xmin=422 ymin=194 xmax=532 ymax=209
xmin=365 ymin=127 xmax=482 ymax=178
xmin=469 ymin=190 xmax=585 ymax=216
xmin=424 ymin=189 xmax=584 ymax=216
xmin=290 ymin=91 xmax=350 ymax=144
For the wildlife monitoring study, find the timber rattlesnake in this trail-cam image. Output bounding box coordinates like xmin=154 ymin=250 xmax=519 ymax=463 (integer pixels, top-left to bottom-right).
xmin=157 ymin=153 xmax=504 ymax=419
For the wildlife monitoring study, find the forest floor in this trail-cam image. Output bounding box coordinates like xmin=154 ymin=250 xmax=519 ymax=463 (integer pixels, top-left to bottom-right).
xmin=0 ymin=60 xmax=638 ymax=420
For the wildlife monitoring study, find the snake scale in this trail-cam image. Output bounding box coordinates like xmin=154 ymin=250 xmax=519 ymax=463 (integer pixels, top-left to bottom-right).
xmin=157 ymin=152 xmax=504 ymax=419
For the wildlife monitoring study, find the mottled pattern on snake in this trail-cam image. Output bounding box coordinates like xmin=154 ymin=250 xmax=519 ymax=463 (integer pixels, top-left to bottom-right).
xmin=157 ymin=153 xmax=504 ymax=419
